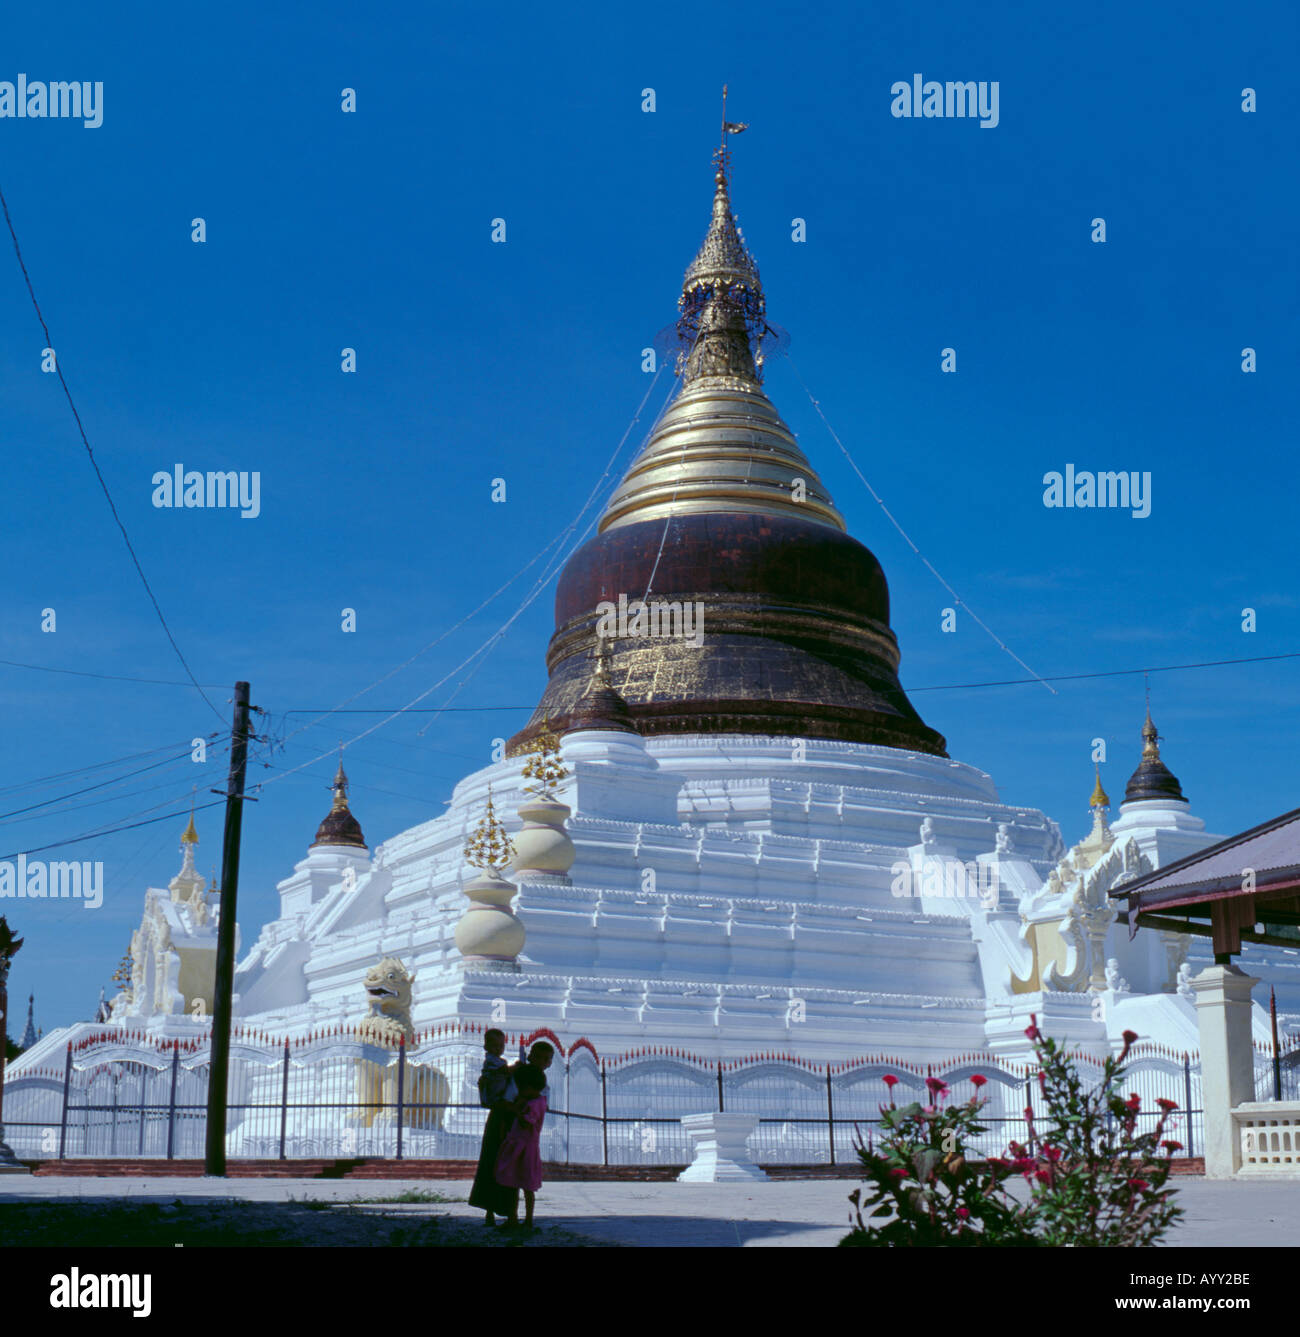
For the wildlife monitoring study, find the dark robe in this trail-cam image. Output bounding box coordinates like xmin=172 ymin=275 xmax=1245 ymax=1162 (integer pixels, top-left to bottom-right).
xmin=469 ymin=1102 xmax=516 ymax=1215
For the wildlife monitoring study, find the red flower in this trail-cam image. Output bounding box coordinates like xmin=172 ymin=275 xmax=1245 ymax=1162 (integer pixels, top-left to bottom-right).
xmin=1161 ymin=1140 xmax=1183 ymax=1153
xmin=970 ymin=1074 xmax=988 ymax=1089
xmin=1024 ymin=1023 xmax=1040 ymax=1041
xmin=1122 ymin=1030 xmax=1139 ymax=1046
xmin=1125 ymin=1093 xmax=1141 ymax=1111
xmin=1156 ymin=1098 xmax=1178 ymax=1111
xmin=1034 ymin=1169 xmax=1051 ymax=1185
xmin=1042 ymin=1144 xmax=1062 ymax=1162
xmin=955 ymin=1207 xmax=970 ymax=1220
xmin=889 ymin=1167 xmax=907 ymax=1180
xmin=925 ymin=1077 xmax=948 ymax=1096
xmin=882 ymin=1074 xmax=899 ymax=1089
xmin=1127 ymin=1178 xmax=1150 ymax=1191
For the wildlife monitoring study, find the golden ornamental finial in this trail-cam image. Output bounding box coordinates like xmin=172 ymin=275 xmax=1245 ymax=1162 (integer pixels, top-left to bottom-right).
xmin=110 ymin=946 xmax=134 ymax=993
xmin=464 ymin=786 xmax=515 ymax=872
xmin=1090 ymin=766 xmax=1110 ymax=809
xmin=1141 ymin=708 xmax=1161 ymax=761
xmin=181 ymin=787 xmax=199 ymax=845
xmin=520 ymin=720 xmax=570 ymax=800
xmin=330 ymin=749 xmax=350 ymax=813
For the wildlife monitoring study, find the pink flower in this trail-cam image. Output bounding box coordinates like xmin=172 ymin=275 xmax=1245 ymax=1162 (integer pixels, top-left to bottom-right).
xmin=955 ymin=1207 xmax=970 ymax=1220
xmin=970 ymin=1074 xmax=987 ymax=1089
xmin=1156 ymin=1098 xmax=1178 ymax=1111
xmin=1024 ymin=1023 xmax=1040 ymax=1041
xmin=882 ymin=1074 xmax=899 ymax=1089
xmin=1042 ymin=1144 xmax=1062 ymax=1162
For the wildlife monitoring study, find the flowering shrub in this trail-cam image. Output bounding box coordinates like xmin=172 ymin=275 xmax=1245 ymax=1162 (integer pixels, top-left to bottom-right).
xmin=1020 ymin=1024 xmax=1183 ymax=1246
xmin=840 ymin=1021 xmax=1183 ymax=1247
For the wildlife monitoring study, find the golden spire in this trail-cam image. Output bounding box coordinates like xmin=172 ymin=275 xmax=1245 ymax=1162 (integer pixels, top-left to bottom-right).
xmin=181 ymin=788 xmax=199 ymax=845
xmin=1090 ymin=766 xmax=1110 ymax=809
xmin=330 ymin=747 xmax=350 ymax=812
xmin=598 ymin=111 xmax=845 ymax=535
xmin=463 ymin=786 xmax=515 ymax=872
xmin=1141 ymin=708 xmax=1161 ymax=761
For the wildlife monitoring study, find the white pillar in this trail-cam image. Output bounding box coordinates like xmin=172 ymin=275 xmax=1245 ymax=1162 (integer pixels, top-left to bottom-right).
xmin=1190 ymin=964 xmax=1258 ymax=1178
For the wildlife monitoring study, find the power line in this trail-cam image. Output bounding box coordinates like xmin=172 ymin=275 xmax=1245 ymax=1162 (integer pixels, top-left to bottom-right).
xmin=0 ymin=182 xmax=224 ymax=723
xmin=272 ymin=649 xmax=1300 ymax=713
xmin=0 ymin=737 xmax=214 ymax=797
xmin=0 ymin=796 xmax=229 ymax=861
xmin=0 ymin=748 xmax=207 ymax=822
xmin=0 ymin=657 xmax=227 ymax=688
xmin=0 ymin=749 xmax=230 ymax=829
xmin=907 ymin=650 xmax=1300 ymax=693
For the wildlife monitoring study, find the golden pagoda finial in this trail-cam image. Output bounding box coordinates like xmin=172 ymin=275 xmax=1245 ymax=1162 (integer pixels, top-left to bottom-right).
xmin=1141 ymin=708 xmax=1161 ymax=761
xmin=463 ymin=785 xmax=515 ymax=872
xmin=330 ymin=748 xmax=350 ymax=813
xmin=520 ymin=720 xmax=569 ymax=801
xmin=181 ymin=787 xmax=199 ymax=845
xmin=1090 ymin=766 xmax=1110 ymax=809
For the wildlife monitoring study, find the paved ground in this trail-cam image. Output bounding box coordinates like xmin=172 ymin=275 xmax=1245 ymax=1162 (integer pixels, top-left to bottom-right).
xmin=3 ymin=1174 xmax=1299 ymax=1247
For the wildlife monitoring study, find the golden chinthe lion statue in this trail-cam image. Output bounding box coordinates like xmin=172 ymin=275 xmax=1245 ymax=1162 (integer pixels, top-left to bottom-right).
xmin=353 ymin=958 xmax=448 ymax=1131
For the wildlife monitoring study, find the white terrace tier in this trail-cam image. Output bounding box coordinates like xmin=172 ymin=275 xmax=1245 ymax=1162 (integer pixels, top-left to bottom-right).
xmin=231 ymin=734 xmax=1070 ymax=1059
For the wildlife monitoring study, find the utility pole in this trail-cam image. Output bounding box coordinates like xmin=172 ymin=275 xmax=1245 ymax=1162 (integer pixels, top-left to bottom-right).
xmin=205 ymin=682 xmax=252 ymax=1176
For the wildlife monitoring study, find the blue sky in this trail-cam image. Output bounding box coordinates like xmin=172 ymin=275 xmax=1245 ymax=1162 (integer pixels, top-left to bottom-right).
xmin=3 ymin=2 xmax=1297 ymax=1034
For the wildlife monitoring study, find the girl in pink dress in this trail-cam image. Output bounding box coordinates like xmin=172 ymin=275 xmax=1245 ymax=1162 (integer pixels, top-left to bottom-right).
xmin=495 ymin=1063 xmax=547 ymax=1228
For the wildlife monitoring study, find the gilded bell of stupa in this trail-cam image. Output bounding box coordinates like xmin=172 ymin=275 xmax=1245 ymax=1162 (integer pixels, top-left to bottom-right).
xmin=510 ymin=132 xmax=945 ymax=757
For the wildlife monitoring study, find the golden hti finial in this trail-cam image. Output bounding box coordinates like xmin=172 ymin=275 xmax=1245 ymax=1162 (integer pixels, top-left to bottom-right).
xmin=330 ymin=746 xmax=350 ymax=813
xmin=714 ymin=84 xmax=748 ymax=181
xmin=463 ymin=785 xmax=515 ymax=872
xmin=1090 ymin=765 xmax=1110 ymax=809
xmin=1141 ymin=708 xmax=1161 ymax=761
xmin=181 ymin=787 xmax=199 ymax=845
xmin=520 ymin=719 xmax=570 ymax=801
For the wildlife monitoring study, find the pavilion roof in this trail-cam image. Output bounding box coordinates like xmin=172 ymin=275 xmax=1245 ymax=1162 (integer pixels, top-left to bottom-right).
xmin=1110 ymin=805 xmax=1300 ymax=956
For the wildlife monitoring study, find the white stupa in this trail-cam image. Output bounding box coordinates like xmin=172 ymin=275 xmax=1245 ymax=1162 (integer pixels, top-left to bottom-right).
xmin=12 ymin=142 xmax=1295 ymax=1087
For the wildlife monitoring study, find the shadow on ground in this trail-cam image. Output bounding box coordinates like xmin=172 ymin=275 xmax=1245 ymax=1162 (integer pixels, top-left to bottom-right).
xmin=0 ymin=1199 xmax=615 ymax=1248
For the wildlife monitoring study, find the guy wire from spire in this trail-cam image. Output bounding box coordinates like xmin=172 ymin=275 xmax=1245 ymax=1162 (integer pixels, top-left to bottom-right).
xmin=783 ymin=354 xmax=1057 ymax=696
xmin=254 ymin=366 xmax=675 ymax=790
